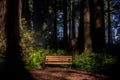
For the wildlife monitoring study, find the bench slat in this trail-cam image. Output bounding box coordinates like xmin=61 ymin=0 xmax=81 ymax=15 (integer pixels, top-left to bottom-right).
xmin=46 ymin=59 xmax=72 ymax=61
xmin=46 ymin=56 xmax=72 ymax=58
xmin=46 ymin=58 xmax=72 ymax=60
xmin=45 ymin=61 xmax=72 ymax=64
xmin=46 ymin=57 xmax=72 ymax=59
xmin=44 ymin=56 xmax=72 ymax=66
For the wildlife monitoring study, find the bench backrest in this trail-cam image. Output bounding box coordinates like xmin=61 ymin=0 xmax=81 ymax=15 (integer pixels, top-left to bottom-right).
xmin=45 ymin=56 xmax=72 ymax=65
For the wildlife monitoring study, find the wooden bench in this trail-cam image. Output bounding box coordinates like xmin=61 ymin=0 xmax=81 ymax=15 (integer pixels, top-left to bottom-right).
xmin=44 ymin=56 xmax=72 ymax=68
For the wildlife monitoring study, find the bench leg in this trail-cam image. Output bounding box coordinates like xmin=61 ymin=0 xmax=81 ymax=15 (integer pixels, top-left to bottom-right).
xmin=40 ymin=62 xmax=45 ymax=69
xmin=68 ymin=64 xmax=72 ymax=69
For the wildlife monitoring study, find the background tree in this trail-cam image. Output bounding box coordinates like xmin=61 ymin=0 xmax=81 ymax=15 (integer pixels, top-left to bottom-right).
xmin=104 ymin=0 xmax=120 ymax=54
xmin=83 ymin=0 xmax=92 ymax=52
xmin=77 ymin=0 xmax=84 ymax=54
xmin=90 ymin=0 xmax=105 ymax=53
xmin=63 ymin=0 xmax=68 ymax=50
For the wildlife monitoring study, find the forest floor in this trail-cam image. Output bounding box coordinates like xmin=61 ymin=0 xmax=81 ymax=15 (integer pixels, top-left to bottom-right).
xmin=29 ymin=68 xmax=109 ymax=80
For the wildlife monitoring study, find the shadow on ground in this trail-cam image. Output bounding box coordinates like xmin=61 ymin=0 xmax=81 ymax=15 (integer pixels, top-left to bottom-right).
xmin=0 ymin=58 xmax=35 ymax=80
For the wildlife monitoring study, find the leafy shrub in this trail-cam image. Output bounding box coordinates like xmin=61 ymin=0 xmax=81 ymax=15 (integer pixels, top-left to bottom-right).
xmin=23 ymin=46 xmax=117 ymax=71
xmin=23 ymin=47 xmax=70 ymax=69
xmin=73 ymin=51 xmax=118 ymax=71
xmin=24 ymin=48 xmax=42 ymax=69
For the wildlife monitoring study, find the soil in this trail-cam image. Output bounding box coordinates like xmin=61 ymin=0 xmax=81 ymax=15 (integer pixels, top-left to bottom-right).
xmin=29 ymin=68 xmax=109 ymax=80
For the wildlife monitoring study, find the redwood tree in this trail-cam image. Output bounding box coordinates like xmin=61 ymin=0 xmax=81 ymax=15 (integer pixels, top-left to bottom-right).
xmin=0 ymin=0 xmax=7 ymax=56
xmin=90 ymin=0 xmax=105 ymax=53
xmin=0 ymin=0 xmax=34 ymax=80
xmin=84 ymin=0 xmax=92 ymax=52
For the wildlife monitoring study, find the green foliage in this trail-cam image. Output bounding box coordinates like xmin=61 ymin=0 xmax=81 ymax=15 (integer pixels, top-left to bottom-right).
xmin=23 ymin=46 xmax=117 ymax=71
xmin=73 ymin=51 xmax=118 ymax=71
xmin=23 ymin=47 xmax=70 ymax=69
xmin=24 ymin=48 xmax=42 ymax=69
xmin=21 ymin=18 xmax=35 ymax=47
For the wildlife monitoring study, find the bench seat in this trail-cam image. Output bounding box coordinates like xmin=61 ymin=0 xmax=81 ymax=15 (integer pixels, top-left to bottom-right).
xmin=44 ymin=56 xmax=72 ymax=66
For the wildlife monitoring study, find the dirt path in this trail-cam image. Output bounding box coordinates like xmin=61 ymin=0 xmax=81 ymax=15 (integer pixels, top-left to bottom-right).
xmin=29 ymin=68 xmax=108 ymax=80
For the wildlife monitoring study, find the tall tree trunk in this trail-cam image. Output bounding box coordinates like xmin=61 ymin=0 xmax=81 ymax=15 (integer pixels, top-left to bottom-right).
xmin=68 ymin=0 xmax=72 ymax=51
xmin=18 ymin=0 xmax=22 ymax=38
xmin=0 ymin=0 xmax=34 ymax=80
xmin=107 ymin=0 xmax=111 ymax=46
xmin=69 ymin=1 xmax=77 ymax=52
xmin=84 ymin=0 xmax=92 ymax=52
xmin=90 ymin=0 xmax=105 ymax=53
xmin=72 ymin=1 xmax=75 ymax=38
xmin=63 ymin=0 xmax=68 ymax=50
xmin=0 ymin=0 xmax=7 ymax=56
xmin=71 ymin=1 xmax=77 ymax=53
xmin=53 ymin=0 xmax=58 ymax=50
xmin=78 ymin=0 xmax=84 ymax=54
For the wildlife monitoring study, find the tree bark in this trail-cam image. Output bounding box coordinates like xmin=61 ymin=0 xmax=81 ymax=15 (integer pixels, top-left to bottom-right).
xmin=84 ymin=0 xmax=92 ymax=52
xmin=0 ymin=0 xmax=34 ymax=80
xmin=90 ymin=0 xmax=105 ymax=53
xmin=78 ymin=0 xmax=84 ymax=54
xmin=0 ymin=0 xmax=7 ymax=56
xmin=63 ymin=0 xmax=69 ymax=50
